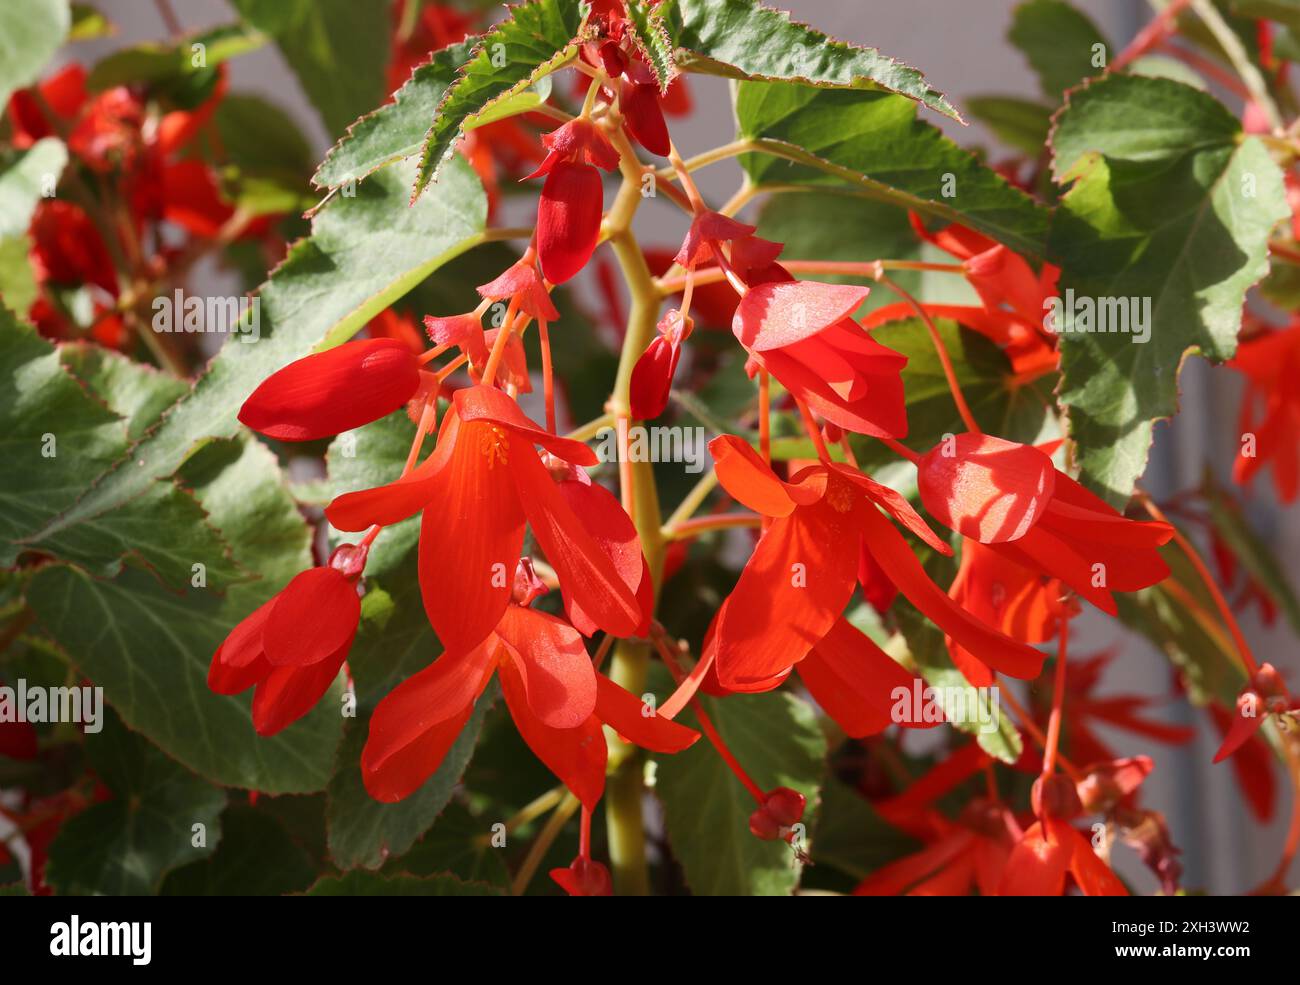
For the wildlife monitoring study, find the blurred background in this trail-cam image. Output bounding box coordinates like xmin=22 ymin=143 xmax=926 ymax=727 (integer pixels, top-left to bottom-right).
xmin=66 ymin=0 xmax=1293 ymax=894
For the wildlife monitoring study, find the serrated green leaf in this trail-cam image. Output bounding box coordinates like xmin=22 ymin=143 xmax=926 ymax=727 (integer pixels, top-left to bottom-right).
xmin=626 ymin=0 xmax=676 ymax=91
xmin=411 ymin=0 xmax=586 ymax=200
xmin=656 ymin=690 xmax=825 ymax=895
xmin=661 ymin=0 xmax=957 ymax=119
xmin=59 ymin=343 xmax=187 ymax=441
xmin=736 ymin=82 xmax=1049 ymax=257
xmin=68 ymin=3 xmax=113 ymax=42
xmin=1049 ymin=75 xmax=1287 ymax=505
xmin=229 ymin=0 xmax=388 ymax=137
xmin=27 ymin=436 xmax=345 ymax=794
xmin=86 ymin=23 xmax=265 ymax=103
xmin=0 ymin=0 xmax=69 ymax=108
xmin=44 ymin=711 xmax=227 ymax=895
xmin=966 ymin=96 xmax=1054 ymax=156
xmin=161 ymin=803 xmax=317 ymax=895
xmin=16 ymin=156 xmax=486 ymax=586
xmin=1009 ymin=0 xmax=1110 ymax=99
xmin=305 ymin=870 xmax=504 ymax=895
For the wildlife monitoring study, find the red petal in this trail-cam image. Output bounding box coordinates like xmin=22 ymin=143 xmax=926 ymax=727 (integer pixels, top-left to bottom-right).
xmin=917 ymin=433 xmax=1056 ymax=544
xmin=499 ymin=657 xmax=607 ymax=809
xmin=1059 ymin=818 xmax=1128 ymax=896
xmin=262 ymin=568 xmax=360 ymax=667
xmin=832 ymin=463 xmax=950 ymax=554
xmin=594 ymin=673 xmax=699 ymax=752
xmin=239 ymin=339 xmax=421 ymax=441
xmin=998 ymin=821 xmax=1071 ymax=896
xmin=860 ymin=504 xmax=1046 ymax=679
xmin=629 ymin=335 xmax=680 ymax=420
xmin=477 ymin=261 xmax=560 ymax=322
xmin=674 ymin=210 xmax=757 ymax=268
xmin=797 ymin=617 xmax=922 ymax=737
xmin=324 ymin=408 xmax=460 ymax=531
xmin=622 ymin=82 xmax=671 ymax=157
xmin=1212 ymin=692 xmax=1269 ymax=763
xmin=537 ymin=161 xmax=603 ymax=284
xmin=555 ymin=476 xmax=649 ymax=637
xmin=733 ymin=280 xmax=869 ymax=351
xmin=709 ymin=434 xmax=821 ymax=517
xmin=251 ymin=657 xmax=345 ymax=737
xmin=495 ymin=606 xmax=597 ymax=729
xmin=453 ymin=384 xmax=597 ymax=465
xmin=208 ymin=597 xmax=273 ymax=694
xmin=512 ymin=435 xmax=643 ymax=638
xmin=361 ymin=639 xmax=495 ymax=801
xmin=714 ymin=503 xmax=859 ymax=689
xmin=424 ymin=313 xmax=488 ymax=364
xmin=418 ymin=420 xmax=526 ymax=653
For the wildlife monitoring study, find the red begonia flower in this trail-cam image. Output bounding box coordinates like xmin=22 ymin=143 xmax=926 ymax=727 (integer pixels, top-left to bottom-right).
xmin=629 ymin=309 xmax=691 ymax=419
xmin=424 ymin=312 xmax=488 ymax=365
xmin=208 ymin=557 xmax=361 ymax=736
xmin=706 ymin=434 xmax=1044 ymax=690
xmin=917 ymin=432 xmax=1174 ymax=614
xmin=675 ymin=210 xmax=756 ymax=268
xmin=537 ymin=160 xmax=605 ymax=285
xmin=361 ymin=601 xmax=696 ymax=803
xmin=326 ymin=385 xmax=646 ymax=649
xmin=550 ymin=857 xmax=612 ymax=896
xmin=8 ymin=64 xmax=88 ymax=147
xmin=30 ymin=200 xmax=119 ymax=297
xmin=733 ymin=276 xmax=908 ymax=438
xmin=477 ymin=258 xmax=560 ymax=322
xmin=999 ymin=816 xmax=1127 ymax=896
xmin=238 ymin=338 xmax=422 ymax=441
xmin=621 ymin=79 xmax=671 ymax=157
xmin=855 ymin=802 xmax=1018 ymax=896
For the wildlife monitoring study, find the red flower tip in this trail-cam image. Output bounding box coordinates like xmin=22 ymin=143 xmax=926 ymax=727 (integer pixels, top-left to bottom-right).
xmin=629 ymin=335 xmax=681 ymax=420
xmin=733 ymin=280 xmax=869 ymax=351
xmin=238 ymin=338 xmax=421 ymax=441
xmin=748 ymin=787 xmax=806 ymax=842
xmin=477 ymin=260 xmax=561 ymax=322
xmin=424 ymin=312 xmax=488 ymax=364
xmin=675 ymin=210 xmax=758 ymax=268
xmin=537 ymin=160 xmax=605 ymax=284
xmin=550 ymin=857 xmax=612 ymax=896
xmin=328 ymin=541 xmax=370 ymax=580
xmin=917 ymin=432 xmax=1056 ymax=544
xmin=527 ymin=118 xmax=619 ymax=179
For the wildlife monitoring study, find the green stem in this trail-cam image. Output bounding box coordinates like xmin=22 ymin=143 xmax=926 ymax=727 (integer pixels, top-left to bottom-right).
xmin=599 ymin=125 xmax=668 ymax=897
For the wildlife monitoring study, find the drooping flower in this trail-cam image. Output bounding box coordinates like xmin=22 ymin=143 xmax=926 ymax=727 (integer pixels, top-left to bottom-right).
xmin=208 ymin=545 xmax=367 ymax=736
xmin=998 ymin=816 xmax=1128 ymax=896
xmin=732 ymin=276 xmax=908 ymax=438
xmin=238 ymin=338 xmax=423 ymax=441
xmin=629 ymin=309 xmax=691 ymax=419
xmin=916 ymin=432 xmax=1173 ymax=614
xmin=326 ymin=385 xmax=647 ymax=651
xmin=527 ymin=119 xmax=620 ymax=284
xmin=361 ymin=568 xmax=697 ymax=803
xmin=702 ymin=435 xmax=1046 ymax=692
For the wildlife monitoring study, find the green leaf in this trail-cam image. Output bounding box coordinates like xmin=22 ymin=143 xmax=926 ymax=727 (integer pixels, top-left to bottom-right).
xmin=27 ymin=436 xmax=345 ymax=794
xmin=1233 ymin=0 xmax=1300 ymax=30
xmin=305 ymin=870 xmax=504 ymax=895
xmin=16 ymin=156 xmax=486 ymax=585
xmin=656 ymin=690 xmax=826 ymax=895
xmin=161 ymin=803 xmax=317 ymax=895
xmin=1202 ymin=469 xmax=1300 ymax=635
xmin=327 ymin=683 xmax=495 ymax=870
xmin=1008 ymin=0 xmax=1110 ymax=99
xmin=966 ymin=96 xmax=1054 ymax=156
xmin=216 ymin=94 xmax=313 ymax=176
xmin=411 ymin=0 xmax=586 ymax=200
xmin=387 ymin=802 xmax=510 ymax=887
xmin=0 ymin=139 xmax=66 ymax=239
xmin=0 ymin=0 xmax=69 ymax=108
xmin=735 ymin=81 xmax=1049 ymax=257
xmin=229 ymin=0 xmax=390 ymax=138
xmin=59 ymin=343 xmax=187 ymax=441
xmin=315 ymin=39 xmax=476 ymax=193
xmin=626 ymin=0 xmax=676 ymax=91
xmin=1048 ymin=75 xmax=1287 ymax=504
xmin=661 ymin=0 xmax=957 ymax=119
xmin=86 ymin=23 xmax=266 ymax=105
xmin=44 ymin=711 xmax=227 ymax=895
